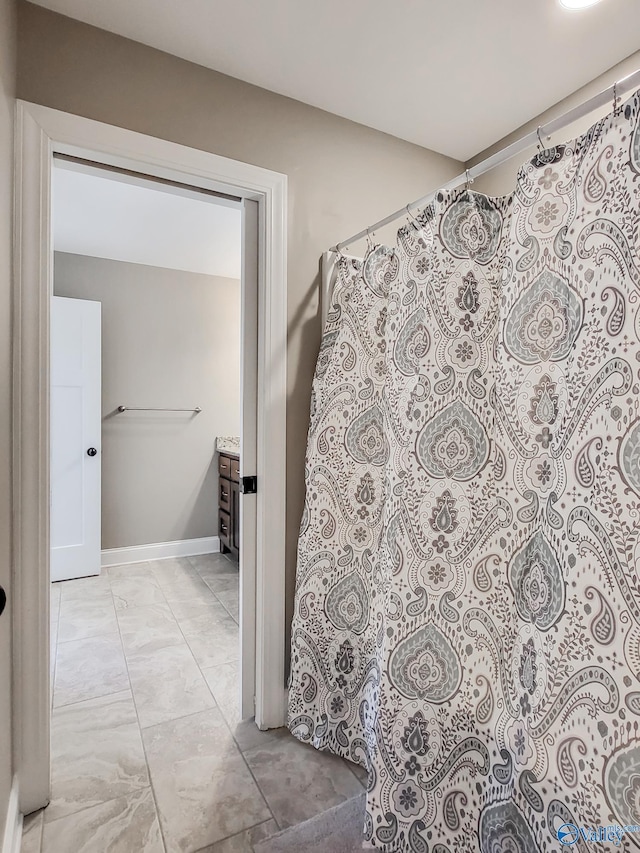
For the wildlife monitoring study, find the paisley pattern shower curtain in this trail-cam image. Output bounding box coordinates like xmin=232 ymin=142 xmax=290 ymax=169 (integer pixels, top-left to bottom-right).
xmin=289 ymin=89 xmax=640 ymax=852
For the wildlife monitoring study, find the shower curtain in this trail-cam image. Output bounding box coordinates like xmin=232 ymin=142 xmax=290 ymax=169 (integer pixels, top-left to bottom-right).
xmin=289 ymin=88 xmax=640 ymax=852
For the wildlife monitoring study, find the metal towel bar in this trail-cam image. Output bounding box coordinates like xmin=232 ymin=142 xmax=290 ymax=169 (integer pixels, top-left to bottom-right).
xmin=117 ymin=405 xmax=202 ymax=413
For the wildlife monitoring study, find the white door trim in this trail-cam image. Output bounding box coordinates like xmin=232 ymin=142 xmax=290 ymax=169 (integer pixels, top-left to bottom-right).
xmin=13 ymin=100 xmax=288 ymax=814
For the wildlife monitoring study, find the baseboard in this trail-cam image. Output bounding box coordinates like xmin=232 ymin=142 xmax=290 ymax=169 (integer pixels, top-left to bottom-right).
xmin=101 ymin=536 xmax=220 ymax=567
xmin=1 ymin=778 xmax=22 ymax=853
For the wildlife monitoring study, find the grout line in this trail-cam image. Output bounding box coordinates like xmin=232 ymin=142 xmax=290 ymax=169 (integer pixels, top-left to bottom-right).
xmin=50 ymin=687 xmax=133 ymax=713
xmin=52 ymin=577 xmax=120 ymax=708
xmin=40 ymin=787 xmax=156 ymax=832
xmin=37 ymin=811 xmax=44 ymax=853
xmin=211 ymin=588 xmax=239 ymax=624
xmin=197 ymin=574 xmax=239 ymax=624
xmin=52 ymin=684 xmax=132 ymax=712
xmin=52 ymin=557 xmax=275 ymax=850
xmin=138 ymin=703 xmax=225 ymax=733
xmin=108 ymin=561 xmax=170 ymax=853
xmin=112 ymin=557 xmax=248 ymax=847
xmin=197 ymin=668 xmax=278 ymax=833
xmin=159 ymin=558 xmax=238 ymax=672
xmin=191 ymin=817 xmax=276 ymax=853
xmin=55 ymin=630 xmax=121 ymax=648
xmin=50 ymin=588 xmax=61 ymax=713
xmin=46 ymin=589 xmax=151 ymax=836
xmin=162 ymin=561 xmax=279 ymax=833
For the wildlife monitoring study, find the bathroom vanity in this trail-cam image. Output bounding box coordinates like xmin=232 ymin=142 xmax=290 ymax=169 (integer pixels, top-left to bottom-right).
xmin=217 ymin=438 xmax=240 ymax=559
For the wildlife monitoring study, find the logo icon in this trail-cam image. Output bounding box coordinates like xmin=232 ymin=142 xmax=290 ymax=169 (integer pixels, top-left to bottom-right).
xmin=557 ymin=823 xmax=580 ymax=845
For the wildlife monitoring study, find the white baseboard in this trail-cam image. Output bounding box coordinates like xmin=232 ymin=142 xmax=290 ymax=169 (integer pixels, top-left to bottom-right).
xmin=101 ymin=536 xmax=220 ymax=567
xmin=2 ymin=778 xmax=22 ymax=853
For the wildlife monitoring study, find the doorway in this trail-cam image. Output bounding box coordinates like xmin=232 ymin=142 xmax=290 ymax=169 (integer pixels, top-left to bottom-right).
xmin=50 ymin=157 xmax=247 ymax=583
xmin=13 ymin=101 xmax=288 ymax=816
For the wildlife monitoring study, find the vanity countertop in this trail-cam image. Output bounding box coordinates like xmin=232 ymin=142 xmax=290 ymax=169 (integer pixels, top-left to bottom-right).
xmin=216 ymin=436 xmax=240 ymax=455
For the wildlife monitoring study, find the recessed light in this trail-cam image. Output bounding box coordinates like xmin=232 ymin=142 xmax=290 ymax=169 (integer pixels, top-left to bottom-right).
xmin=559 ymin=0 xmax=605 ymax=8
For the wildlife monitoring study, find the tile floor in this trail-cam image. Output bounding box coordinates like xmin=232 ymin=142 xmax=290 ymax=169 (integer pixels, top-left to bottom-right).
xmin=22 ymin=553 xmax=366 ymax=853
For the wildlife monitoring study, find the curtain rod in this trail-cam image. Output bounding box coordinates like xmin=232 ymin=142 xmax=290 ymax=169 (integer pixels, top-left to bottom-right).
xmin=331 ymin=67 xmax=640 ymax=253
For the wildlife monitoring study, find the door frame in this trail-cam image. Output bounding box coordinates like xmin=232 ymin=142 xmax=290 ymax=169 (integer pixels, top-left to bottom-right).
xmin=12 ymin=100 xmax=288 ymax=814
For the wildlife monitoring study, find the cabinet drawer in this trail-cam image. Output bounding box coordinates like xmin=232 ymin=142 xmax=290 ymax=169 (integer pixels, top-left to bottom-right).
xmin=230 ymin=456 xmax=240 ymax=483
xmin=218 ymin=454 xmax=232 ymax=479
xmin=219 ymin=480 xmax=231 ymax=512
xmin=219 ymin=509 xmax=231 ymax=547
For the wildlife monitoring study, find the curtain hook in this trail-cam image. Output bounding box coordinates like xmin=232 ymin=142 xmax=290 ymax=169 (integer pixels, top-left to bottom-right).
xmin=406 ymin=203 xmax=418 ymax=228
xmin=613 ymin=81 xmax=619 ymax=115
xmin=465 ymin=169 xmax=474 ymax=191
xmin=366 ymin=227 xmax=375 ymax=251
xmin=536 ymin=126 xmax=544 ymax=152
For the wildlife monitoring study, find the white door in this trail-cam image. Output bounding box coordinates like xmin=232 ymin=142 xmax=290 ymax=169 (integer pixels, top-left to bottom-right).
xmin=240 ymin=199 xmax=259 ymax=719
xmin=50 ymin=296 xmax=102 ymax=582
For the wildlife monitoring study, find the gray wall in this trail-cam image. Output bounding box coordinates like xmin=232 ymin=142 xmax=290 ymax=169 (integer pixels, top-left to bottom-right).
xmin=0 ymin=0 xmax=15 ymax=836
xmin=16 ymin=0 xmax=464 ymax=650
xmin=54 ymin=252 xmax=241 ymax=550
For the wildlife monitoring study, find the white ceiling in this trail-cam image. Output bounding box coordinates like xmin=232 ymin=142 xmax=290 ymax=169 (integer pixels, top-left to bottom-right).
xmin=53 ymin=163 xmax=242 ymax=278
xmin=30 ymin=0 xmax=640 ymax=160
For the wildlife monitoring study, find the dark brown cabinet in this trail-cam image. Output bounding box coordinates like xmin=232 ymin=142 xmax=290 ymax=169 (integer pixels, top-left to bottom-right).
xmin=218 ymin=451 xmax=240 ymax=559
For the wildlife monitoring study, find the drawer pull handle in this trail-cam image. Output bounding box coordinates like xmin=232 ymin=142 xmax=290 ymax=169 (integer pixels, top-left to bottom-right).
xmin=220 ymin=523 xmax=228 ymax=533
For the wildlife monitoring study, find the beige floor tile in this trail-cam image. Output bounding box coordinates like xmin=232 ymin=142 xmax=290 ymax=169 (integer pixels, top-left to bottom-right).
xmin=54 ymin=633 xmax=129 ymax=707
xmin=143 ymin=708 xmax=271 ymax=852
xmin=106 ymin=562 xmax=156 ymax=580
xmin=47 ymin=691 xmax=150 ymax=823
xmin=57 ymin=596 xmax=119 ymax=643
xmin=244 ymin=735 xmax=364 ymax=830
xmin=161 ymin=578 xmax=213 ymax=603
xmin=111 ymin=574 xmax=168 ymax=611
xmin=201 ymin=571 xmax=239 ymax=595
xmin=178 ymin=609 xmax=238 ymax=638
xmin=48 ymin=559 xmax=361 ymax=851
xmin=151 ymin=561 xmax=213 ymax=602
xmin=201 ymin=662 xmax=287 ymax=753
xmin=188 ymin=552 xmax=237 ymax=572
xmin=42 ymin=788 xmax=163 ymax=853
xmin=147 ymin=558 xmax=197 ymax=586
xmin=203 ymin=819 xmax=279 ymax=852
xmin=167 ymin=592 xmax=229 ymax=622
xmin=181 ymin=614 xmax=239 ymax=669
xmin=127 ymin=642 xmax=216 ymax=728
xmin=117 ymin=602 xmax=184 ymax=654
xmin=56 ymin=574 xmax=111 ymax=602
xmin=190 ymin=551 xmax=238 ymax=592
xmin=22 ymin=809 xmax=44 ymax=853
xmin=214 ymin=588 xmax=239 ymax=622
